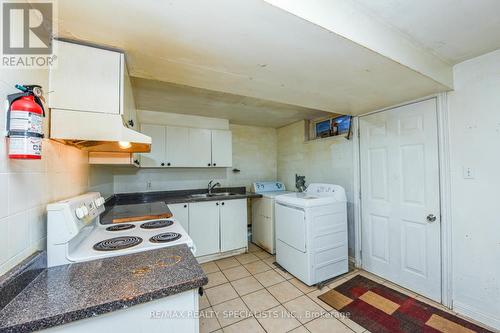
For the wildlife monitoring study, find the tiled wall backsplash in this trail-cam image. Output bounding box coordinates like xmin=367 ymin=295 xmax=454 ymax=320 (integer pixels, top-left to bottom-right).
xmin=0 ymin=139 xmax=89 ymax=275
xmin=0 ymin=68 xmax=114 ymax=276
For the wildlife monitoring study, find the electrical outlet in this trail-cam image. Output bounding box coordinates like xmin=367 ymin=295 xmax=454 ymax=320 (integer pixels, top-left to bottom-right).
xmin=146 ymin=181 xmax=152 ymax=189
xmin=463 ymin=167 xmax=474 ymax=179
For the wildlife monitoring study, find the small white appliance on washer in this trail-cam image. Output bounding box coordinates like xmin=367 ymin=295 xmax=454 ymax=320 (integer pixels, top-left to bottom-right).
xmin=251 ymin=181 xmax=292 ymax=254
xmin=46 ymin=192 xmax=195 ymax=267
xmin=275 ymin=183 xmax=348 ymax=286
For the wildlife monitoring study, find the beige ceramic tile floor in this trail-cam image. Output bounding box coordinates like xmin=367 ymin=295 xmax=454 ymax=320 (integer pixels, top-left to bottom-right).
xmin=198 ymin=243 xmax=374 ymax=333
xmin=199 ymin=243 xmax=496 ymax=333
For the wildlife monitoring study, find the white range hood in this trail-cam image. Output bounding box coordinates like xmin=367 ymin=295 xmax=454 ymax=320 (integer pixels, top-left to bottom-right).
xmin=48 ymin=39 xmax=151 ymax=153
xmin=50 ymin=109 xmax=151 ymax=153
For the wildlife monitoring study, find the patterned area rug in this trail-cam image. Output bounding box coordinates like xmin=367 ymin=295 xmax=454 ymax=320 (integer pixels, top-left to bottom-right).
xmin=318 ymin=275 xmax=493 ymax=333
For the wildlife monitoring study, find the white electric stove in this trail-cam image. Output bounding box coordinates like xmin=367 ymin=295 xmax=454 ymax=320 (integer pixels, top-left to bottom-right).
xmin=47 ymin=192 xmax=195 ymax=267
xmin=45 ymin=192 xmax=199 ymax=333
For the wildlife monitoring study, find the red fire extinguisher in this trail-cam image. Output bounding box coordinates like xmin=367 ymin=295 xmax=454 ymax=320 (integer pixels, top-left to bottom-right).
xmin=6 ymin=85 xmax=45 ymax=159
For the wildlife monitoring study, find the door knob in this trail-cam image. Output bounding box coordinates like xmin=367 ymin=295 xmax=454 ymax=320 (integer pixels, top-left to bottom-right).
xmin=426 ymin=214 xmax=437 ymax=223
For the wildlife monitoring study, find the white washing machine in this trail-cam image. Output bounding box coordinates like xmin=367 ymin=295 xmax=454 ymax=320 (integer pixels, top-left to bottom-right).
xmin=275 ymin=183 xmax=348 ymax=286
xmin=251 ymin=182 xmax=292 ymax=254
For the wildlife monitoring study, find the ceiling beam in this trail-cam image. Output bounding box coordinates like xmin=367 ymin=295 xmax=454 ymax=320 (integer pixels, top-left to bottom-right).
xmin=263 ymin=0 xmax=454 ymax=88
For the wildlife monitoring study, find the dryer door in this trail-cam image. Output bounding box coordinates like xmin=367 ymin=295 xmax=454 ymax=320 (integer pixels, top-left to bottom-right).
xmin=275 ymin=203 xmax=306 ymax=252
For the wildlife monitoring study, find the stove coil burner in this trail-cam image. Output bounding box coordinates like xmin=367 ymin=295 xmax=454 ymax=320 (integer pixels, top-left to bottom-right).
xmin=149 ymin=232 xmax=182 ymax=243
xmin=140 ymin=220 xmax=174 ymax=229
xmin=105 ymin=224 xmax=135 ymax=232
xmin=93 ymin=236 xmax=143 ymax=251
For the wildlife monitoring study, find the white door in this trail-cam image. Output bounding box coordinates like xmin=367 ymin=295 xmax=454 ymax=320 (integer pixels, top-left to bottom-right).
xmin=220 ymin=199 xmax=248 ymax=252
xmin=211 ymin=130 xmax=233 ymax=167
xmin=189 ymin=128 xmax=212 ymax=167
xmin=49 ymin=40 xmax=122 ymax=114
xmin=275 ymin=203 xmax=307 ymax=253
xmin=168 ymin=203 xmax=189 ymax=233
xmin=189 ymin=201 xmax=220 ymax=257
xmin=360 ymin=99 xmax=441 ymax=301
xmin=140 ymin=124 xmax=166 ymax=167
xmin=166 ymin=126 xmax=190 ymax=167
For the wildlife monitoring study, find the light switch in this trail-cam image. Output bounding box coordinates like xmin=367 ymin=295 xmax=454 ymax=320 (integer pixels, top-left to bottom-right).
xmin=463 ymin=167 xmax=474 ymax=179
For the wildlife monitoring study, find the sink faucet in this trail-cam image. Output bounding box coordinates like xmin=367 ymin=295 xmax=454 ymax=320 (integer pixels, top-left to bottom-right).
xmin=208 ymin=180 xmax=221 ymax=195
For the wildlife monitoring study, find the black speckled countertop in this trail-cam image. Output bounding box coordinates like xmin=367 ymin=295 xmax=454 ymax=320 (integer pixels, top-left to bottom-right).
xmin=101 ymin=186 xmax=262 ymax=225
xmin=0 ymin=245 xmax=207 ymax=333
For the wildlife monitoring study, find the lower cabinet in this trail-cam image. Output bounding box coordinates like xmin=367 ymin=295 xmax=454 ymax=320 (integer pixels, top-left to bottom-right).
xmin=189 ymin=201 xmax=220 ymax=257
xmin=220 ymin=199 xmax=248 ymax=252
xmin=187 ymin=199 xmax=247 ymax=257
xmin=167 ymin=203 xmax=189 ymax=233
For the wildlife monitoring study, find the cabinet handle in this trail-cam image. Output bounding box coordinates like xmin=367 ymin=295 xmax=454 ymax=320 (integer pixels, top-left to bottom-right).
xmin=127 ymin=120 xmax=134 ymax=127
xmin=207 ymin=163 xmax=211 ymax=166
xmin=213 ymin=163 xmax=217 ymax=166
xmin=221 ymin=202 xmax=225 ymax=206
xmin=167 ymin=162 xmax=171 ymax=166
xmin=134 ymin=159 xmax=140 ymax=165
xmin=216 ymin=202 xmax=219 ymax=206
xmin=161 ymin=162 xmax=165 ymax=166
xmin=183 ymin=204 xmax=187 ymax=208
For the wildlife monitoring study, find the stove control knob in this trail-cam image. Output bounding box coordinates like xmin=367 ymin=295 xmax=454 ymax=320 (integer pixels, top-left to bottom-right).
xmin=94 ymin=197 xmax=105 ymax=207
xmin=82 ymin=206 xmax=89 ymax=216
xmin=75 ymin=207 xmax=86 ymax=219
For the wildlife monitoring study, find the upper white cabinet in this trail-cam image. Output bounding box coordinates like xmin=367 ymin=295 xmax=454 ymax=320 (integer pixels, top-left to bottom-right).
xmin=49 ymin=40 xmax=122 ymax=114
xmin=166 ymin=126 xmax=190 ymax=167
xmin=140 ymin=124 xmax=166 ymax=167
xmin=189 ymin=128 xmax=212 ymax=167
xmin=211 ymin=130 xmax=233 ymax=167
xmin=139 ymin=126 xmax=232 ymax=168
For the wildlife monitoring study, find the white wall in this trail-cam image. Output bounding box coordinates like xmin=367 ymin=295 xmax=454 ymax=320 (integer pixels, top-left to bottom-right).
xmin=113 ymin=121 xmax=277 ymax=193
xmin=0 ymin=68 xmax=114 ymax=276
xmin=276 ymin=121 xmax=355 ymax=256
xmin=448 ymin=49 xmax=500 ymax=329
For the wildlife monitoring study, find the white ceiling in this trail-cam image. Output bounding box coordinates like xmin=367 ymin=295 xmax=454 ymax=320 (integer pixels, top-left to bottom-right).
xmin=132 ymin=78 xmax=334 ymax=128
xmin=57 ymin=0 xmax=448 ymax=118
xmin=353 ymin=0 xmax=500 ymax=64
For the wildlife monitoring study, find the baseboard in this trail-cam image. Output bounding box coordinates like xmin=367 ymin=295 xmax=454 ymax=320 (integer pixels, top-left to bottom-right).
xmin=453 ymin=301 xmax=500 ymax=331
xmin=196 ymin=248 xmax=247 ymax=264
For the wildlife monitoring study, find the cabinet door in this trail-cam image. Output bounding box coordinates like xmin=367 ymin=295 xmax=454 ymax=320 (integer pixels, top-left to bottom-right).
xmin=140 ymin=124 xmax=166 ymax=167
xmin=211 ymin=130 xmax=232 ymax=167
xmin=49 ymin=40 xmax=122 ymax=114
xmin=189 ymin=202 xmax=220 ymax=257
xmin=168 ymin=203 xmax=189 ymax=233
xmin=166 ymin=126 xmax=190 ymax=167
xmin=220 ymin=199 xmax=248 ymax=252
xmin=189 ymin=128 xmax=212 ymax=167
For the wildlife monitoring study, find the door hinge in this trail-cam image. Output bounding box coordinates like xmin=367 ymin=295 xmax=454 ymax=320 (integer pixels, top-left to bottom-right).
xmin=357 ymin=128 xmax=360 ymax=139
xmin=359 ymin=250 xmax=362 ymax=260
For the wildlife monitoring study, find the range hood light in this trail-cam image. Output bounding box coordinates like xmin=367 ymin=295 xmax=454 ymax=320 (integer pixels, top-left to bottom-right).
xmin=119 ymin=141 xmax=132 ymax=149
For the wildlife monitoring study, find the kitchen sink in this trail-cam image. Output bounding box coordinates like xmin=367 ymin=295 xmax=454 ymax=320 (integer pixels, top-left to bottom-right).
xmin=190 ymin=192 xmax=238 ymax=198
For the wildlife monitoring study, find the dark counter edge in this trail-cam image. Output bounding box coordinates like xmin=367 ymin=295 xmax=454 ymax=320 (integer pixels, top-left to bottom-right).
xmin=102 ymin=187 xmax=262 ymax=223
xmin=0 ymin=245 xmax=208 ymax=333
xmin=2 ymin=276 xmax=208 ymax=333
xmin=105 ymin=186 xmax=262 ymax=206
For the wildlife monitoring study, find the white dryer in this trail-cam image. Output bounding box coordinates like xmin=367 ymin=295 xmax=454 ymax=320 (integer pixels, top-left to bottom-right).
xmin=275 ymin=183 xmax=348 ymax=286
xmin=251 ymin=182 xmax=292 ymax=254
